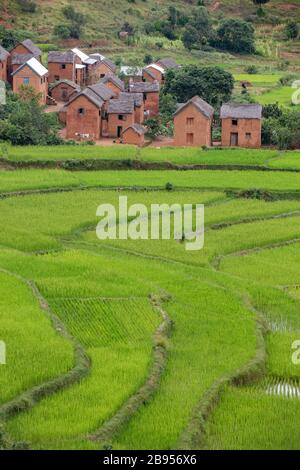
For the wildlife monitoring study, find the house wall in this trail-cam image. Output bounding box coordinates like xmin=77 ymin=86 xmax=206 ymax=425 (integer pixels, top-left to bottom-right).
xmin=173 ymin=103 xmax=212 ymax=147
xmin=102 ymin=81 xmax=121 ymax=96
xmin=51 ymin=83 xmax=77 ymax=102
xmin=12 ymin=64 xmax=48 ymax=104
xmin=10 ymin=44 xmax=41 ymax=62
xmin=94 ymin=63 xmax=114 ymax=80
xmin=123 ymin=128 xmax=144 ymax=146
xmin=143 ymin=91 xmax=159 ymax=117
xmin=0 ymin=59 xmax=8 ymax=81
xmin=135 ymin=103 xmax=144 ymax=124
xmin=221 ymin=118 xmax=261 ymax=148
xmin=48 ymin=62 xmax=75 ymax=84
xmin=143 ymin=67 xmax=163 ymax=83
xmin=107 ymin=113 xmax=135 ymax=138
xmin=66 ymin=95 xmax=101 ymax=140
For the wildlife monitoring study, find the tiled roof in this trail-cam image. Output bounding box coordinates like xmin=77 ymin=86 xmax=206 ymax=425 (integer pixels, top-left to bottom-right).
xmin=48 ymin=51 xmax=75 ymax=64
xmin=88 ymin=83 xmax=115 ymax=101
xmin=0 ymin=45 xmax=9 ymax=61
xmin=156 ymin=58 xmax=179 ymax=69
xmin=67 ymin=87 xmax=104 ymax=109
xmin=123 ymin=123 xmax=146 ymax=135
xmin=98 ymin=57 xmax=116 ymax=73
xmin=119 ymin=92 xmax=143 ymax=107
xmin=129 ymin=81 xmax=160 ymax=93
xmin=100 ymin=74 xmax=125 ymax=91
xmin=108 ymin=98 xmax=134 ymax=114
xmin=220 ymin=103 xmax=262 ymax=119
xmin=21 ymin=39 xmax=42 ymax=56
xmin=51 ymin=79 xmax=80 ymax=91
xmin=11 ymin=53 xmax=34 ymax=65
xmin=174 ymin=96 xmax=214 ymax=119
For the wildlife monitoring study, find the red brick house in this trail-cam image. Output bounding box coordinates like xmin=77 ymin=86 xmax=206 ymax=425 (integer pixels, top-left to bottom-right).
xmin=100 ymin=74 xmax=125 ymax=96
xmin=9 ymin=39 xmax=42 ymax=81
xmin=173 ymin=96 xmax=214 ymax=147
xmin=93 ymin=57 xmax=117 ymax=79
xmin=48 ymin=51 xmax=80 ymax=84
xmin=50 ymin=79 xmax=80 ymax=103
xmin=129 ymin=81 xmax=160 ymax=117
xmin=220 ymin=103 xmax=262 ymax=148
xmin=65 ymin=83 xmax=114 ymax=140
xmin=107 ymin=98 xmax=135 ymax=138
xmin=119 ymin=92 xmax=144 ymax=124
xmin=143 ymin=63 xmax=165 ymax=83
xmin=11 ymin=57 xmax=48 ymax=105
xmin=0 ymin=46 xmax=9 ymax=82
xmin=122 ymin=124 xmax=146 ymax=146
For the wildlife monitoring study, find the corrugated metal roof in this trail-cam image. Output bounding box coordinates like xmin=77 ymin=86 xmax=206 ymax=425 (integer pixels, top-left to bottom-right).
xmin=145 ymin=63 xmax=165 ymax=74
xmin=129 ymin=81 xmax=160 ymax=93
xmin=220 ymin=103 xmax=262 ymax=119
xmin=12 ymin=57 xmax=48 ymax=77
xmin=90 ymin=52 xmax=106 ymax=61
xmin=71 ymin=48 xmax=89 ymax=62
xmin=174 ymin=96 xmax=214 ymax=119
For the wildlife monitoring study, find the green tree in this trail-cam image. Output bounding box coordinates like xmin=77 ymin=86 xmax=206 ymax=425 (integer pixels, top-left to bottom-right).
xmin=54 ymin=24 xmax=71 ymax=39
xmin=182 ymin=26 xmax=199 ymax=50
xmin=62 ymin=5 xmax=86 ymax=39
xmin=285 ymin=21 xmax=299 ymax=40
xmin=163 ymin=65 xmax=234 ymax=107
xmin=0 ymin=27 xmax=20 ymax=49
xmin=214 ymin=18 xmax=255 ymax=53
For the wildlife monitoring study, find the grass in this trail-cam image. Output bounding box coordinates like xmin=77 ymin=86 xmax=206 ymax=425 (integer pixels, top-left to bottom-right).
xmin=255 ymin=86 xmax=298 ymax=108
xmin=0 ymin=270 xmax=74 ymax=405
xmin=6 ymin=297 xmax=159 ymax=449
xmin=1 ymin=165 xmax=300 ymax=449
xmin=4 ymin=168 xmax=300 ymax=194
xmin=268 ymin=151 xmax=300 ymax=170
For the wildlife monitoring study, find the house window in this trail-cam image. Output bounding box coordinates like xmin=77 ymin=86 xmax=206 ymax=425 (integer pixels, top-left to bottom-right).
xmin=246 ymin=132 xmax=251 ymax=139
xmin=23 ymin=78 xmax=30 ymax=85
xmin=232 ymin=119 xmax=238 ymax=126
xmin=186 ymin=133 xmax=194 ymax=145
xmin=118 ymin=114 xmax=124 ymax=120
xmin=54 ymin=75 xmax=60 ymax=81
xmin=100 ymin=74 xmax=105 ymax=78
xmin=186 ymin=117 xmax=194 ymax=126
xmin=78 ymin=108 xmax=85 ymax=115
xmin=61 ymin=64 xmax=66 ymax=70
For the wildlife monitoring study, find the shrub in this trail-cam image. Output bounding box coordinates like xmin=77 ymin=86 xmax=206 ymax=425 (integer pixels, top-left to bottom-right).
xmin=285 ymin=21 xmax=299 ymax=40
xmin=213 ymin=18 xmax=255 ymax=54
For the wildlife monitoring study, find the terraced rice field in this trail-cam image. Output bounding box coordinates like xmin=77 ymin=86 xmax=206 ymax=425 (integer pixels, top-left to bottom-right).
xmin=1 ymin=149 xmax=300 ymax=450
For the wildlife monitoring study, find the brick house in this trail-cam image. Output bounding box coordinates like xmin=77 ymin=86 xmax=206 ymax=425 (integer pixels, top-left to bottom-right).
xmin=100 ymin=74 xmax=125 ymax=96
xmin=143 ymin=63 xmax=165 ymax=83
xmin=122 ymin=124 xmax=146 ymax=146
xmin=92 ymin=58 xmax=117 ymax=81
xmin=50 ymin=79 xmax=80 ymax=102
xmin=48 ymin=51 xmax=80 ymax=84
xmin=119 ymin=92 xmax=144 ymax=124
xmin=65 ymin=83 xmax=114 ymax=140
xmin=11 ymin=57 xmax=48 ymax=105
xmin=173 ymin=96 xmax=214 ymax=147
xmin=107 ymin=98 xmax=135 ymax=138
xmin=0 ymin=46 xmax=9 ymax=82
xmin=220 ymin=103 xmax=262 ymax=148
xmin=9 ymin=39 xmax=42 ymax=81
xmin=143 ymin=58 xmax=179 ymax=84
xmin=129 ymin=81 xmax=160 ymax=117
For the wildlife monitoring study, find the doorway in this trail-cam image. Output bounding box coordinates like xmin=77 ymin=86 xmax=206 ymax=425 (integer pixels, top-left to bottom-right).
xmin=186 ymin=133 xmax=194 ymax=145
xmin=117 ymin=126 xmax=123 ymax=138
xmin=230 ymin=132 xmax=238 ymax=146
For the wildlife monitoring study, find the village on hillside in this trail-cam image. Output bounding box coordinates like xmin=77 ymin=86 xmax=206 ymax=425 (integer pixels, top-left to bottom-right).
xmin=0 ymin=38 xmax=262 ymax=149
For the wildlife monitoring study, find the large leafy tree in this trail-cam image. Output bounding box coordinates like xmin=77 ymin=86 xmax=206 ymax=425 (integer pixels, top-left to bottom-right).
xmin=163 ymin=66 xmax=234 ymax=107
xmin=214 ymin=18 xmax=255 ymax=53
